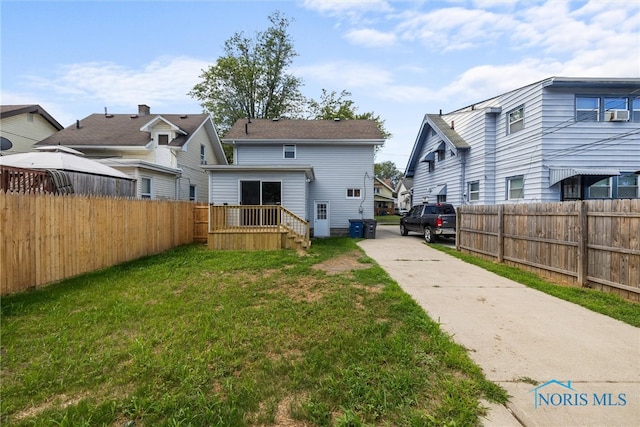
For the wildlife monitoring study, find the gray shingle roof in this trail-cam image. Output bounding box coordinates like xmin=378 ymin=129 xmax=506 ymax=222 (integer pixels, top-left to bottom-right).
xmin=223 ymin=118 xmax=385 ymax=141
xmin=37 ymin=113 xmax=209 ymax=147
xmin=425 ymin=114 xmax=470 ymax=150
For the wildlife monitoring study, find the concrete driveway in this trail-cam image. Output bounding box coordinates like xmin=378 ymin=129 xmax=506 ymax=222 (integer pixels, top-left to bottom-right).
xmin=358 ymin=225 xmax=640 ymax=426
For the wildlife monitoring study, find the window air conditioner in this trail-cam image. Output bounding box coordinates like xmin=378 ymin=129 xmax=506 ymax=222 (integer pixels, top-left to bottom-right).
xmin=606 ymin=109 xmax=630 ymax=122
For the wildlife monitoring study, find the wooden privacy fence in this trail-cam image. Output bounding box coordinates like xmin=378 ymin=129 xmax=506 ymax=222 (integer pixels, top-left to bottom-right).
xmin=0 ymin=191 xmax=198 ymax=295
xmin=457 ymin=200 xmax=640 ymax=301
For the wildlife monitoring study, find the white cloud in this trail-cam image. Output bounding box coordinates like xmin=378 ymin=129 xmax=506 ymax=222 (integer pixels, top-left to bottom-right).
xmin=300 ymin=0 xmax=392 ymax=20
xmin=345 ymin=28 xmax=397 ymax=47
xmin=395 ymin=7 xmax=518 ymax=51
xmin=24 ymin=56 xmax=210 ymax=113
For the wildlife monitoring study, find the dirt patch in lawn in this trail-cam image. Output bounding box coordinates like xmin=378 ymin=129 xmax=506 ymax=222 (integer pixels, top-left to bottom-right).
xmin=311 ymin=250 xmax=371 ymax=275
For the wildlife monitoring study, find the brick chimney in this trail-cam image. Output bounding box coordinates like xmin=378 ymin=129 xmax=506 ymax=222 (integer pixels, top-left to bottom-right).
xmin=138 ymin=104 xmax=150 ymax=116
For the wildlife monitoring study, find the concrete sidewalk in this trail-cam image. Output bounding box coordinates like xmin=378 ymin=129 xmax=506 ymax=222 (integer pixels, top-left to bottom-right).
xmin=358 ymin=225 xmax=640 ymax=427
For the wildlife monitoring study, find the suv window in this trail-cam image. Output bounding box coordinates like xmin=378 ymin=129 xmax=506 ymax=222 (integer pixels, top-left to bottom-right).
xmin=410 ymin=206 xmax=422 ymax=217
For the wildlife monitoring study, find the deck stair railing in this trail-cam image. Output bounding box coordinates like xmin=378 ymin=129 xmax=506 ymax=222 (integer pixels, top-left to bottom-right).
xmin=209 ymin=205 xmax=311 ymax=248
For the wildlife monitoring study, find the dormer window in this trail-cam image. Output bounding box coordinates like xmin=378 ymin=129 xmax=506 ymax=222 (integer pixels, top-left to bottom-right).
xmin=157 ymin=133 xmax=170 ymax=145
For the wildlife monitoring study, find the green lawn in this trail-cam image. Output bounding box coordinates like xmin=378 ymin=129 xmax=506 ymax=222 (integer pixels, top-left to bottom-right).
xmin=374 ymin=214 xmax=400 ymax=225
xmin=1 ymin=239 xmax=506 ymax=426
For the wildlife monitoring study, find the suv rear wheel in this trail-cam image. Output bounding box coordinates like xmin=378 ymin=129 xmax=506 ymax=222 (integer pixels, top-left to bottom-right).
xmin=424 ymin=226 xmax=437 ymax=243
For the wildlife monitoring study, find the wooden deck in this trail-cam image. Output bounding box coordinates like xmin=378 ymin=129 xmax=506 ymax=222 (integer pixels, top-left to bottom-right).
xmin=207 ymin=205 xmax=310 ymax=251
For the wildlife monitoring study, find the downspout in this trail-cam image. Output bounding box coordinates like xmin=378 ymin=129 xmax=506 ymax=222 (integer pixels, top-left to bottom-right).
xmin=460 ymin=150 xmax=467 ymax=206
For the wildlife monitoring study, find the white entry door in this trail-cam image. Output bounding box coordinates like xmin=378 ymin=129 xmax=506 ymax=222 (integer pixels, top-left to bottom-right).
xmin=314 ymin=201 xmax=330 ymax=237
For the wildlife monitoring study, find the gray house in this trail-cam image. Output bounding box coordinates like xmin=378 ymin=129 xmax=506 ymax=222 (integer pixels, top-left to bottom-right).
xmin=204 ymin=118 xmax=385 ymax=237
xmin=405 ymin=77 xmax=640 ymax=207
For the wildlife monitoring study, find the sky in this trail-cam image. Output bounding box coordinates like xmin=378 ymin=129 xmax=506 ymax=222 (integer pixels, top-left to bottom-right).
xmin=2 ymin=0 xmax=639 ymax=171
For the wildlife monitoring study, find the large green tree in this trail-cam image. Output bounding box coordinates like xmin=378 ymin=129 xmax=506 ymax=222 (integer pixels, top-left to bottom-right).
xmin=307 ymin=89 xmax=391 ymax=140
xmin=189 ymin=11 xmax=305 ymax=135
xmin=375 ymin=161 xmax=402 ymax=188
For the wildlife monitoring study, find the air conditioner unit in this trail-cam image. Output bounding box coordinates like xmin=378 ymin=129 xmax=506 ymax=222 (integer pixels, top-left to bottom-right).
xmin=606 ymin=109 xmax=630 ymax=122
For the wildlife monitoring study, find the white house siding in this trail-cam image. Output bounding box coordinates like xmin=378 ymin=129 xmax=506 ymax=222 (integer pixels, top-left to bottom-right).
xmin=177 ymin=127 xmax=219 ymax=203
xmin=0 ymin=113 xmax=62 ymax=155
xmin=235 ymin=143 xmax=375 ymax=232
xmin=208 ymin=170 xmax=308 ymax=219
xmin=129 ymin=169 xmax=176 ymax=200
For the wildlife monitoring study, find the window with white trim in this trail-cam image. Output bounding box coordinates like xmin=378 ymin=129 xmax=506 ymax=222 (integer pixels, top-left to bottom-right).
xmin=589 ymin=177 xmax=611 ymax=198
xmin=200 ymin=144 xmax=206 ymax=165
xmin=576 ymin=95 xmax=636 ymax=122
xmin=468 ymin=181 xmax=480 ymax=201
xmin=507 ymin=176 xmax=524 ymax=200
xmin=141 ymin=177 xmax=152 ymax=199
xmin=283 ymin=144 xmax=296 ymax=159
xmin=346 ymin=188 xmax=361 ymax=199
xmin=507 ymin=106 xmax=524 ymax=134
xmin=617 ymin=174 xmax=638 ymax=199
xmin=189 ymin=185 xmax=197 ymax=201
xmin=157 ymin=133 xmax=170 ymax=145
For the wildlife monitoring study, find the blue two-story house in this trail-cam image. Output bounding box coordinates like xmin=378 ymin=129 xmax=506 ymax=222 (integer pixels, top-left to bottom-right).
xmin=203 ymin=118 xmax=385 ymax=249
xmin=405 ymin=77 xmax=640 ymax=207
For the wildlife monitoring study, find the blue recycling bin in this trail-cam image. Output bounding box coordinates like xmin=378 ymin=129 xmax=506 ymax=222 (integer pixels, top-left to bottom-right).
xmin=349 ymin=219 xmax=364 ymax=238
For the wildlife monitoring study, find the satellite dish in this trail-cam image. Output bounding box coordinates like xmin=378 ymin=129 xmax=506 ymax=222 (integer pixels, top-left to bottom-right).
xmin=0 ymin=137 xmax=13 ymax=151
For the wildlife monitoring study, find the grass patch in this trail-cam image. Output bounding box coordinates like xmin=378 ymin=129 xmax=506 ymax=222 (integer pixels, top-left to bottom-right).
xmin=2 ymin=239 xmax=505 ymax=426
xmin=374 ymin=215 xmax=400 ymax=225
xmin=430 ymin=243 xmax=640 ymax=328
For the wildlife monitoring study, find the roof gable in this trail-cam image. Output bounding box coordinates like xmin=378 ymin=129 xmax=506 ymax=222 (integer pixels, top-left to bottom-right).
xmin=405 ymin=114 xmax=470 ymax=178
xmin=0 ymin=104 xmax=64 ymax=130
xmin=223 ymin=118 xmax=385 ymax=143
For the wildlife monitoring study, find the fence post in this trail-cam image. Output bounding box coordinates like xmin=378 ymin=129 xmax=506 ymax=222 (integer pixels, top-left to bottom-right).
xmin=577 ymin=201 xmax=588 ymax=287
xmin=497 ymin=204 xmax=504 ymax=262
xmin=455 ymin=207 xmax=461 ymax=251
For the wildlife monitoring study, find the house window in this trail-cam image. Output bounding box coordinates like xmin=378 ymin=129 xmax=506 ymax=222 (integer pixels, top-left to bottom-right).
xmin=507 ymin=106 xmax=524 ymax=134
xmin=468 ymin=181 xmax=480 ymax=201
xmin=576 ymin=96 xmax=636 ymax=122
xmin=617 ymin=174 xmax=638 ymax=198
xmin=200 ymin=144 xmax=206 ymax=165
xmin=283 ymin=144 xmax=296 ymax=159
xmin=576 ymin=97 xmax=600 ymax=122
xmin=437 ymin=194 xmax=447 ymax=203
xmin=141 ymin=177 xmax=152 ymax=199
xmin=507 ymin=176 xmax=524 ymax=200
xmin=561 ymin=176 xmax=582 ymax=200
xmin=157 ymin=133 xmax=170 ymax=144
xmin=588 ymin=177 xmax=611 ymax=198
xmin=189 ymin=185 xmax=197 ymax=201
xmin=346 ymin=188 xmax=361 ymax=199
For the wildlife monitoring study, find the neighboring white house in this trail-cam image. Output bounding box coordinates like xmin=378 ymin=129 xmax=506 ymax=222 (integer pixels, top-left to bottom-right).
xmin=0 ymin=105 xmax=64 ymax=155
xmin=36 ymin=105 xmax=227 ymax=202
xmin=405 ymin=77 xmax=640 ymax=207
xmin=204 ymin=118 xmax=385 ymax=236
xmin=374 ymin=177 xmax=395 ymax=215
xmin=395 ymin=178 xmax=413 ymax=213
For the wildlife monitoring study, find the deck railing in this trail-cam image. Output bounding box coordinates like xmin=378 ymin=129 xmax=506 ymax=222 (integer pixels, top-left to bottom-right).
xmin=209 ymin=205 xmax=310 ymax=246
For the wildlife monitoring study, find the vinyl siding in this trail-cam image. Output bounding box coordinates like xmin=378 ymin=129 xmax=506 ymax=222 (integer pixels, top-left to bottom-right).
xmin=0 ymin=113 xmax=62 ymax=155
xmin=234 ymin=143 xmax=376 ymax=231
xmin=209 ymin=170 xmax=307 ymax=219
xmin=410 ymin=80 xmax=640 ymax=207
xmin=177 ymin=127 xmax=219 ymax=202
